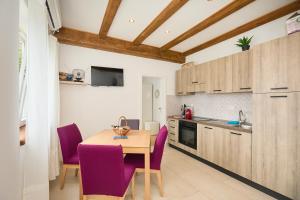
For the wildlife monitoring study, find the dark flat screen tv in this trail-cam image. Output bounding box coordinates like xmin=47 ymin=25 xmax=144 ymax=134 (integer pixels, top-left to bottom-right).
xmin=91 ymin=66 xmax=124 ymax=86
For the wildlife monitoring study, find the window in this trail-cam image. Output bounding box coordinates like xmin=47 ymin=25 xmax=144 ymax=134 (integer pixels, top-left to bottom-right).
xmin=18 ymin=31 xmax=28 ymax=125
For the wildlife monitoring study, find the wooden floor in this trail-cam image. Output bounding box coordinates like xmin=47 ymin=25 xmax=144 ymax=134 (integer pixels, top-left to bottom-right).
xmin=50 ymin=145 xmax=275 ymax=200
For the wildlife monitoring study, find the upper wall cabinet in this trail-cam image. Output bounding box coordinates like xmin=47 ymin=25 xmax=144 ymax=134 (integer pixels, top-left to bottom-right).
xmin=208 ymin=57 xmax=232 ymax=93
xmin=188 ymin=63 xmax=208 ymax=93
xmin=253 ymin=32 xmax=300 ymax=93
xmin=176 ymin=68 xmax=193 ymax=96
xmin=175 ymin=70 xmax=183 ymax=95
xmin=230 ymin=51 xmax=252 ymax=93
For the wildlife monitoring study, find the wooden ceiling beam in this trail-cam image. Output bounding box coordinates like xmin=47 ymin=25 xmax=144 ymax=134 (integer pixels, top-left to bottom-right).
xmin=184 ymin=1 xmax=300 ymax=56
xmin=161 ymin=0 xmax=255 ymax=50
xmin=55 ymin=27 xmax=185 ymax=63
xmin=133 ymin=0 xmax=188 ymax=45
xmin=99 ymin=0 xmax=122 ymax=38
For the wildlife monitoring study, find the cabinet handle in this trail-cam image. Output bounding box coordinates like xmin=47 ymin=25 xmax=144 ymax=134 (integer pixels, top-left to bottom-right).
xmin=204 ymin=127 xmax=213 ymax=129
xmin=169 ymin=139 xmax=175 ymax=142
xmin=270 ymin=95 xmax=288 ymax=98
xmin=213 ymin=90 xmax=222 ymax=92
xmin=170 ymin=126 xmax=175 ymax=129
xmin=169 ymin=132 xmax=175 ymax=135
xmin=240 ymin=87 xmax=251 ymax=90
xmin=230 ymin=132 xmax=242 ymax=136
xmin=270 ymin=87 xmax=288 ymax=90
xmin=192 ymin=81 xmax=198 ymax=84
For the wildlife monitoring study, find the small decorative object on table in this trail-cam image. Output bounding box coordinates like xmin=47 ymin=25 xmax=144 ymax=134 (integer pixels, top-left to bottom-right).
xmin=112 ymin=116 xmax=131 ymax=138
xmin=72 ymin=69 xmax=85 ymax=82
xmin=286 ymin=12 xmax=300 ymax=35
xmin=235 ymin=36 xmax=253 ymax=51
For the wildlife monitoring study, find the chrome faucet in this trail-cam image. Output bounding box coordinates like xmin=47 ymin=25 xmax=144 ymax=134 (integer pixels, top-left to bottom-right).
xmin=239 ymin=110 xmax=246 ymax=124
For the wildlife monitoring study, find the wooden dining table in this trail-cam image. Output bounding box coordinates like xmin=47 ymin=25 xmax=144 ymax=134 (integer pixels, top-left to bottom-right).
xmin=81 ymin=129 xmax=152 ymax=200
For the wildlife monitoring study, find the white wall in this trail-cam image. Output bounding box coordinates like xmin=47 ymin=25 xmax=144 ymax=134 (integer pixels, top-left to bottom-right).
xmin=178 ymin=13 xmax=297 ymax=123
xmin=187 ymin=13 xmax=294 ymax=63
xmin=0 ymin=1 xmax=22 ymax=200
xmin=59 ymin=44 xmax=180 ymax=138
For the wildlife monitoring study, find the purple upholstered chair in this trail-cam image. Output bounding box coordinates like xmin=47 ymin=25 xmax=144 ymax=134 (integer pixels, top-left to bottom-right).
xmin=57 ymin=123 xmax=83 ymax=189
xmin=78 ymin=144 xmax=136 ymax=200
xmin=121 ymin=119 xmax=140 ymax=130
xmin=124 ymin=125 xmax=168 ymax=196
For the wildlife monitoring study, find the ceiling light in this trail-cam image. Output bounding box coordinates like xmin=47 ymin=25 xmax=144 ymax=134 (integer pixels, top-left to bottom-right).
xmin=129 ymin=18 xmax=135 ymax=23
xmin=165 ymin=30 xmax=171 ymax=34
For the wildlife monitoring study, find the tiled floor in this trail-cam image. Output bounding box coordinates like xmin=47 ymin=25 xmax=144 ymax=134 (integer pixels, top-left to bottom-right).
xmin=50 ymin=145 xmax=275 ymax=200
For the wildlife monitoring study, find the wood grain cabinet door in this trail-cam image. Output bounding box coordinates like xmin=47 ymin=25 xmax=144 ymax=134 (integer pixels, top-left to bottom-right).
xmin=199 ymin=125 xmax=215 ymax=162
xmin=231 ymin=51 xmax=252 ymax=93
xmin=227 ymin=130 xmax=252 ymax=179
xmin=181 ymin=68 xmax=189 ymax=94
xmin=192 ymin=63 xmax=207 ymax=93
xmin=175 ymin=70 xmax=183 ymax=95
xmin=187 ymin=66 xmax=195 ymax=93
xmin=253 ymin=32 xmax=300 ymax=93
xmin=252 ymin=93 xmax=300 ymax=199
xmin=208 ymin=57 xmax=232 ymax=93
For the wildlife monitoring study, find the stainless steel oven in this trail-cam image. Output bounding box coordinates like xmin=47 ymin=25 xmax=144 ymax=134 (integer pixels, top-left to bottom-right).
xmin=179 ymin=120 xmax=197 ymax=150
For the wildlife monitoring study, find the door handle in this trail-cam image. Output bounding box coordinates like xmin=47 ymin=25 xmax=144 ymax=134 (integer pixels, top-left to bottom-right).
xmin=204 ymin=127 xmax=213 ymax=129
xmin=230 ymin=132 xmax=242 ymax=136
xmin=270 ymin=95 xmax=288 ymax=98
xmin=270 ymin=87 xmax=288 ymax=90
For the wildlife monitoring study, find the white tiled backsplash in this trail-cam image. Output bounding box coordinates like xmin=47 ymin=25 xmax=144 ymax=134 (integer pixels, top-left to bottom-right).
xmin=167 ymin=93 xmax=252 ymax=123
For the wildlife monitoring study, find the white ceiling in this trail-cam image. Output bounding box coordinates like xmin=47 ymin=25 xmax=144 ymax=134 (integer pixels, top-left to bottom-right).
xmin=108 ymin=0 xmax=172 ymax=41
xmin=60 ymin=0 xmax=297 ymax=52
xmin=171 ymin=0 xmax=295 ymax=52
xmin=143 ymin=0 xmax=232 ymax=47
xmin=60 ymin=0 xmax=109 ymax=33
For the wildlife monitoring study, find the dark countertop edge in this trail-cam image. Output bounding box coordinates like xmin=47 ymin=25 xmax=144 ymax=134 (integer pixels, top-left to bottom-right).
xmin=168 ymin=116 xmax=252 ymax=134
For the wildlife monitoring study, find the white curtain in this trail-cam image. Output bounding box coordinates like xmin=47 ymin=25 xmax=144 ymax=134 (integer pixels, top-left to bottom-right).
xmin=48 ymin=35 xmax=60 ymax=180
xmin=23 ymin=0 xmax=50 ymax=199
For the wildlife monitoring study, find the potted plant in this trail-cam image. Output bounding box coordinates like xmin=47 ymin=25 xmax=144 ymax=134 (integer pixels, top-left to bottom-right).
xmin=236 ymin=36 xmax=253 ymax=51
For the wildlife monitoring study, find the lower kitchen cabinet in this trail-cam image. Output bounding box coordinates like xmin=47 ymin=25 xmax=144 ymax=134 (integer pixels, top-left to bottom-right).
xmin=225 ymin=129 xmax=252 ymax=179
xmin=167 ymin=119 xmax=178 ymax=145
xmin=252 ymin=92 xmax=300 ymax=199
xmin=198 ymin=124 xmax=252 ymax=179
xmin=198 ymin=125 xmax=215 ymax=162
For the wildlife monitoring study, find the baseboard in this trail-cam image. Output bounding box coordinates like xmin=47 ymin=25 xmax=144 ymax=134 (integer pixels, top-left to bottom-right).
xmin=169 ymin=144 xmax=292 ymax=200
xmin=23 ymin=183 xmax=49 ymax=200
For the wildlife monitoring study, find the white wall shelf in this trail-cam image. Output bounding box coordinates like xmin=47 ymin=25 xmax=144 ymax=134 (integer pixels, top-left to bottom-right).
xmin=59 ymin=81 xmax=88 ymax=86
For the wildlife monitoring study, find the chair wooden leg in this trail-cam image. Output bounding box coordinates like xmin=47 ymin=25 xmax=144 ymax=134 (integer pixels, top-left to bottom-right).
xmin=156 ymin=170 xmax=164 ymax=197
xmin=79 ymin=170 xmax=83 ymax=200
xmin=60 ymin=165 xmax=67 ymax=190
xmin=131 ymin=173 xmax=135 ymax=200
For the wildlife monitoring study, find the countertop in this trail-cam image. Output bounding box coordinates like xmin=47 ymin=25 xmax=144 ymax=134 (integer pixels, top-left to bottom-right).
xmin=168 ymin=116 xmax=252 ymax=133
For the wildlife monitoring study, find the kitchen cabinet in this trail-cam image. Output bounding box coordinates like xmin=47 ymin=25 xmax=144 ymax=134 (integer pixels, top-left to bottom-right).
xmin=167 ymin=119 xmax=178 ymax=145
xmin=230 ymin=51 xmax=252 ymax=93
xmin=190 ymin=63 xmax=208 ymax=93
xmin=208 ymin=57 xmax=232 ymax=93
xmin=175 ymin=70 xmax=183 ymax=95
xmin=225 ymin=129 xmax=252 ymax=179
xmin=253 ymin=32 xmax=300 ymax=93
xmin=176 ymin=68 xmax=192 ymax=95
xmin=252 ymin=92 xmax=300 ymax=199
xmin=198 ymin=125 xmax=215 ymax=162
